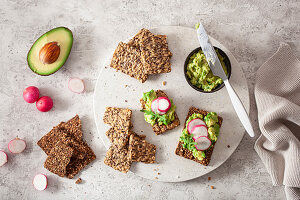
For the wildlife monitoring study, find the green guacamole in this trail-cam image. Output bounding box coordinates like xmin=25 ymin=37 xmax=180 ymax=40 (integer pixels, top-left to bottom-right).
xmin=141 ymin=90 xmax=176 ymax=126
xmin=179 ymin=112 xmax=220 ymax=161
xmin=186 ymin=50 xmax=227 ymax=92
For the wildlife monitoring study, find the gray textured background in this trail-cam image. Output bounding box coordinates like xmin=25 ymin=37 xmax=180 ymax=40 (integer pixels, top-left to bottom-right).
xmin=0 ymin=0 xmax=299 ymax=199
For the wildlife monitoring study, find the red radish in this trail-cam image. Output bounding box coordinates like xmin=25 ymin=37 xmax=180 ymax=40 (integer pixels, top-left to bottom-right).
xmin=157 ymin=97 xmax=171 ymax=113
xmin=23 ymin=86 xmax=40 ymax=103
xmin=187 ymin=118 xmax=206 ymax=134
xmin=0 ymin=150 xmax=8 ymax=167
xmin=191 ymin=125 xmax=208 ymax=139
xmin=33 ymin=174 xmax=48 ymax=191
xmin=151 ymin=99 xmax=159 ymax=113
xmin=195 ymin=136 xmax=211 ymax=151
xmin=36 ymin=96 xmax=53 ymax=112
xmin=8 ymin=137 xmax=26 ymax=154
xmin=151 ymin=98 xmax=166 ymax=115
xmin=68 ymin=78 xmax=85 ymax=94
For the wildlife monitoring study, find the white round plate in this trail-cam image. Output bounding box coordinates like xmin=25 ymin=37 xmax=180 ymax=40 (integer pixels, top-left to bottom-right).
xmin=93 ymin=26 xmax=249 ymax=182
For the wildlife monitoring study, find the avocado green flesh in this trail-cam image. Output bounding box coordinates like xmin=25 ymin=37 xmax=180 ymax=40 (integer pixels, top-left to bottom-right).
xmin=27 ymin=27 xmax=73 ymax=75
xmin=142 ymin=90 xmax=176 ymax=126
xmin=186 ymin=50 xmax=227 ymax=92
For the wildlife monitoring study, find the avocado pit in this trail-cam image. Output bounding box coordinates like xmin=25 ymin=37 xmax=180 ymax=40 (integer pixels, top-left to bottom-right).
xmin=39 ymin=42 xmax=60 ymax=64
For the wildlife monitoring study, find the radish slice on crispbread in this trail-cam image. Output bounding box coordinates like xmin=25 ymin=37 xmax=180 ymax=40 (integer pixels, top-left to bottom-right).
xmin=187 ymin=118 xmax=206 ymax=134
xmin=157 ymin=97 xmax=171 ymax=113
xmin=195 ymin=136 xmax=211 ymax=151
xmin=191 ymin=125 xmax=208 ymax=139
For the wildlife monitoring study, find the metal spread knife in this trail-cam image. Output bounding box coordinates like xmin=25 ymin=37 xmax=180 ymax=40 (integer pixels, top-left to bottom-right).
xmin=196 ymin=23 xmax=255 ymax=137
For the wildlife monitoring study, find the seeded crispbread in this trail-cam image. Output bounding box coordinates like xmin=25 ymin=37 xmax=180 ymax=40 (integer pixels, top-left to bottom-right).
xmin=104 ymin=145 xmax=132 ymax=173
xmin=58 ymin=115 xmax=82 ymax=141
xmin=139 ymin=35 xmax=172 ymax=74
xmin=110 ymin=42 xmax=148 ymax=83
xmin=44 ymin=141 xmax=73 ymax=177
xmin=103 ymin=107 xmax=132 ymax=132
xmin=37 ymin=125 xmax=65 ymax=155
xmin=65 ymin=143 xmax=96 ymax=179
xmin=175 ymin=107 xmax=223 ymax=166
xmin=59 ymin=132 xmax=92 ymax=160
xmin=128 ymin=134 xmax=156 ymax=163
xmin=140 ymin=90 xmax=180 ymax=135
xmin=127 ymin=28 xmax=154 ymax=49
xmin=38 ymin=115 xmax=96 ymax=179
xmin=105 ymin=128 xmax=132 ymax=149
xmin=37 ymin=115 xmax=83 ymax=155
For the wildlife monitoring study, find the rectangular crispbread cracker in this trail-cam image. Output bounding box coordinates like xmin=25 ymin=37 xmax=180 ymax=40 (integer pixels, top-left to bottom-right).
xmin=139 ymin=35 xmax=172 ymax=74
xmin=140 ymin=90 xmax=180 ymax=135
xmin=44 ymin=141 xmax=73 ymax=177
xmin=128 ymin=134 xmax=156 ymax=163
xmin=104 ymin=145 xmax=132 ymax=173
xmin=127 ymin=28 xmax=154 ymax=49
xmin=37 ymin=115 xmax=83 ymax=155
xmin=37 ymin=126 xmax=65 ymax=155
xmin=105 ymin=128 xmax=132 ymax=149
xmin=58 ymin=115 xmax=83 ymax=141
xmin=103 ymin=107 xmax=132 ymax=132
xmin=110 ymin=42 xmax=148 ymax=83
xmin=65 ymin=144 xmax=96 ymax=179
xmin=175 ymin=107 xmax=223 ymax=166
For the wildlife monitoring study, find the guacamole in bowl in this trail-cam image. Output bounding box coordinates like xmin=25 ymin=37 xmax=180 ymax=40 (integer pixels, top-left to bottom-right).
xmin=184 ymin=46 xmax=231 ymax=93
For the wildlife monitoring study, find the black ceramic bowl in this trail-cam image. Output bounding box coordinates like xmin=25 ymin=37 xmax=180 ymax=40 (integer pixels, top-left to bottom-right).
xmin=184 ymin=46 xmax=231 ymax=93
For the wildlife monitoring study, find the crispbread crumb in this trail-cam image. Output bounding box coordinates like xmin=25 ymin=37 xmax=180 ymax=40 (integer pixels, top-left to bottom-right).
xmin=75 ymin=178 xmax=82 ymax=184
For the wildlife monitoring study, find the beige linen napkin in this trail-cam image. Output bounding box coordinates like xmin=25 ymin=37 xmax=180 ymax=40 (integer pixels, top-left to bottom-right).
xmin=254 ymin=43 xmax=300 ymax=200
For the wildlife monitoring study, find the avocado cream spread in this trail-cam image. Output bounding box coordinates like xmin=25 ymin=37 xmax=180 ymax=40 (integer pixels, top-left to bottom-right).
xmin=186 ymin=50 xmax=227 ymax=92
xmin=141 ymin=90 xmax=176 ymax=126
xmin=179 ymin=112 xmax=220 ymax=160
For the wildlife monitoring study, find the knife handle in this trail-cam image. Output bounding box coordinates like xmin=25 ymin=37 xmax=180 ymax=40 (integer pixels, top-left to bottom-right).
xmin=223 ymin=79 xmax=255 ymax=137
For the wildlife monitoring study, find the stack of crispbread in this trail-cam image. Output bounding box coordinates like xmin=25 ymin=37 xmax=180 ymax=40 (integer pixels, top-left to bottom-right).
xmin=103 ymin=107 xmax=156 ymax=173
xmin=37 ymin=115 xmax=96 ymax=178
xmin=110 ymin=29 xmax=172 ymax=83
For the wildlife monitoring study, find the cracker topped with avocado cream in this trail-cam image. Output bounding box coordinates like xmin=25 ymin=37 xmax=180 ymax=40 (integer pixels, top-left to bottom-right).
xmin=175 ymin=107 xmax=222 ymax=166
xmin=140 ymin=90 xmax=180 ymax=135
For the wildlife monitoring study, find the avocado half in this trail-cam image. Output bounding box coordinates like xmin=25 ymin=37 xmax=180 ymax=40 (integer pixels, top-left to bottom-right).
xmin=27 ymin=27 xmax=73 ymax=76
